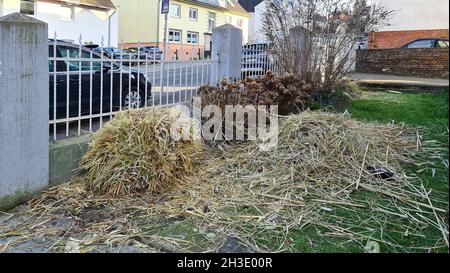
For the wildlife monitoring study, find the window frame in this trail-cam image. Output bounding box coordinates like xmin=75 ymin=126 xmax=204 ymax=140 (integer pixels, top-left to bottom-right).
xmin=168 ymin=29 xmax=182 ymax=43
xmin=187 ymin=31 xmax=199 ymax=45
xmin=188 ymin=7 xmax=198 ymax=21
xmin=60 ymin=5 xmax=75 ymax=22
xmin=20 ymin=0 xmax=36 ymax=16
xmin=208 ymin=12 xmax=216 ymax=33
xmin=236 ymin=18 xmax=243 ymax=28
xmin=171 ymin=4 xmax=181 ymax=18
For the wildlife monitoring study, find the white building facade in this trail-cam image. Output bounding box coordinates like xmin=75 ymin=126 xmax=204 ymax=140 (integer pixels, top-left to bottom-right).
xmin=0 ymin=0 xmax=118 ymax=47
xmin=374 ymin=0 xmax=449 ymax=32
xmin=239 ymin=0 xmax=266 ymax=43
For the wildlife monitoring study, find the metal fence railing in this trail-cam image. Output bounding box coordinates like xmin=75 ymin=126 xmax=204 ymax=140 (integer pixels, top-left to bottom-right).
xmin=47 ymin=35 xmax=283 ymax=141
xmin=48 ymin=35 xmax=219 ymax=141
xmin=241 ymin=42 xmax=284 ymax=79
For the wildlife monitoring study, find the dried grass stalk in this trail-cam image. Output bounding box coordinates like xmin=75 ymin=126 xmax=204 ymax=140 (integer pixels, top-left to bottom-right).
xmin=79 ymin=108 xmax=201 ymax=197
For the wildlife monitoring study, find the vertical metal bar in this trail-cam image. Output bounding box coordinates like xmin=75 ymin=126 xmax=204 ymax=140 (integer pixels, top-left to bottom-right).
xmin=65 ymin=49 xmax=70 ymax=137
xmin=178 ymin=49 xmax=182 ymax=104
xmin=145 ymin=51 xmax=149 ymax=108
xmin=178 ymin=50 xmax=181 ymax=102
xmin=89 ymin=51 xmax=93 ymax=132
xmin=201 ymin=49 xmax=205 ymax=87
xmin=172 ymin=47 xmax=176 ymax=104
xmin=166 ymin=46 xmax=170 ymax=106
xmin=137 ymin=41 xmax=141 ymax=109
xmin=206 ymin=53 xmax=210 ymax=85
xmin=128 ymin=48 xmax=132 ymax=110
xmin=152 ymin=47 xmax=156 ymax=107
xmin=160 ymin=13 xmax=168 ymax=101
xmin=78 ymin=35 xmax=82 ymax=136
xmin=100 ymin=38 xmax=104 ymax=128
xmin=253 ymin=43 xmax=255 ymax=78
xmin=119 ymin=44 xmax=123 ymax=111
xmin=195 ymin=47 xmax=199 ymax=97
xmin=190 ymin=46 xmax=194 ymax=102
xmin=53 ymin=34 xmax=57 ymax=141
xmin=110 ymin=47 xmax=114 ymax=116
xmin=164 ymin=47 xmax=171 ymax=105
xmin=184 ymin=49 xmax=188 ymax=103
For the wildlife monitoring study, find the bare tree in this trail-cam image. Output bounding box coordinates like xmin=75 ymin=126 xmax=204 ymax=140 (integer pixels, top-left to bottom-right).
xmin=262 ymin=0 xmax=393 ymax=98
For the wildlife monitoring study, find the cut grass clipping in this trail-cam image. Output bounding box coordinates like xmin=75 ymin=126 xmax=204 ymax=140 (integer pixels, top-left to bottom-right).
xmin=79 ymin=108 xmax=201 ymax=197
xmin=0 ymin=111 xmax=447 ymax=252
xmin=162 ymin=111 xmax=448 ymax=251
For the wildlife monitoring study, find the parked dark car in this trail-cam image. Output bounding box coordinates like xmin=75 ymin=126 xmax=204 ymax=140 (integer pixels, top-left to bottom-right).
xmin=48 ymin=41 xmax=152 ymax=120
xmin=401 ymin=38 xmax=449 ymax=49
xmin=92 ymin=47 xmax=135 ymax=66
xmin=127 ymin=46 xmax=163 ymax=62
xmin=92 ymin=47 xmax=124 ymax=58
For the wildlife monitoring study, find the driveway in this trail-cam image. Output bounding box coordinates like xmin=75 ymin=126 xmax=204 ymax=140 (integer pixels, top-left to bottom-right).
xmin=351 ymin=73 xmax=449 ymax=89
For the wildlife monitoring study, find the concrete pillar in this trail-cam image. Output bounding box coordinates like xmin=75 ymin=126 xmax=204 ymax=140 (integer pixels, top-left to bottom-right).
xmin=211 ymin=24 xmax=242 ymax=82
xmin=0 ymin=13 xmax=49 ymax=210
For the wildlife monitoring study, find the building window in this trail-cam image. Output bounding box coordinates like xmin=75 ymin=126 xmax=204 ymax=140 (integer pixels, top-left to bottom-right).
xmin=189 ymin=8 xmax=198 ymax=20
xmin=236 ymin=18 xmax=243 ymax=28
xmin=171 ymin=4 xmax=181 ymax=18
xmin=60 ymin=5 xmax=75 ymax=21
xmin=20 ymin=0 xmax=36 ymax=15
xmin=168 ymin=29 xmax=182 ymax=43
xmin=208 ymin=12 xmax=216 ymax=33
xmin=187 ymin=32 xmax=199 ymax=44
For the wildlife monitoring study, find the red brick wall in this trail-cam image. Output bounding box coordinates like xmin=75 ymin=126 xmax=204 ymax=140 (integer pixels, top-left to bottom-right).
xmin=368 ymin=29 xmax=449 ymax=49
xmin=356 ymin=48 xmax=449 ymax=79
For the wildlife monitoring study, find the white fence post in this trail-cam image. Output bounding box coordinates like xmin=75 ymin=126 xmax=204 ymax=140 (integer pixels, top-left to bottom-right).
xmin=0 ymin=13 xmax=49 ymax=210
xmin=211 ymin=24 xmax=242 ymax=82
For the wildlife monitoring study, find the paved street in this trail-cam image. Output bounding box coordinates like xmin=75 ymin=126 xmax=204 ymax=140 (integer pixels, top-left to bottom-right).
xmin=136 ymin=62 xmax=215 ymax=87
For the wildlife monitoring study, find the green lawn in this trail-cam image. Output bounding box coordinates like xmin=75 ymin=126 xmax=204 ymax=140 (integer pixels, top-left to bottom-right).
xmin=266 ymin=90 xmax=449 ymax=253
xmin=341 ymin=90 xmax=448 ymax=252
xmin=349 ymin=91 xmax=449 ymax=192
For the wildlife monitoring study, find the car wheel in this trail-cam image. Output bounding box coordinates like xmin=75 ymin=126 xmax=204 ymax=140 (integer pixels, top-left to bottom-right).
xmin=124 ymin=90 xmax=142 ymax=109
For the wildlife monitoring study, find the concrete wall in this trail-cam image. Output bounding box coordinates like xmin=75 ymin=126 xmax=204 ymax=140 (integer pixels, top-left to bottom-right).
xmin=49 ymin=136 xmax=89 ymax=187
xmin=356 ymin=48 xmax=449 ymax=79
xmin=0 ymin=13 xmax=49 ymax=211
xmin=2 ymin=0 xmax=118 ymax=46
xmin=0 ymin=131 xmax=90 ymax=211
